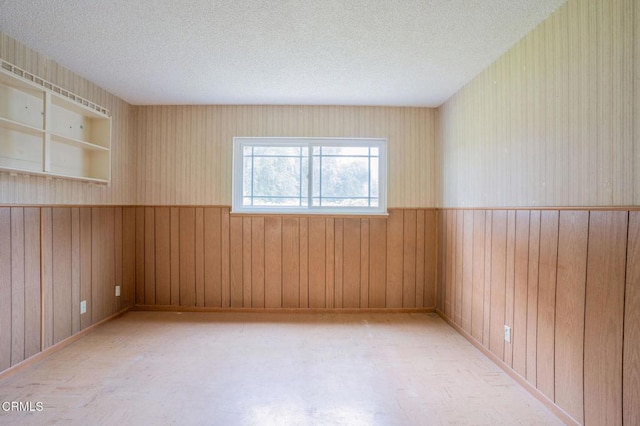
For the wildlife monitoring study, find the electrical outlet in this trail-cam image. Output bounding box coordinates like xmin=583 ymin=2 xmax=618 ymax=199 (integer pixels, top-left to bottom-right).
xmin=80 ymin=300 xmax=87 ymax=315
xmin=504 ymin=325 xmax=511 ymax=343
xmin=115 ymin=285 xmax=121 ymax=297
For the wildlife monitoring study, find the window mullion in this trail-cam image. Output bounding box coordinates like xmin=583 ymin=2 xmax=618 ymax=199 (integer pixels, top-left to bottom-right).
xmin=307 ymin=144 xmax=313 ymax=209
xmin=250 ymin=146 xmax=255 ymax=206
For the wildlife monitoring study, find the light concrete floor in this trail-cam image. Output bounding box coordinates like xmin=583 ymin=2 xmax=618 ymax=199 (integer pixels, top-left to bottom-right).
xmin=0 ymin=312 xmax=562 ymax=425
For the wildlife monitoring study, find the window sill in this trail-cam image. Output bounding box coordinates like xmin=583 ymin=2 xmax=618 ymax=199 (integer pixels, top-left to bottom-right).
xmin=230 ymin=210 xmax=389 ymax=218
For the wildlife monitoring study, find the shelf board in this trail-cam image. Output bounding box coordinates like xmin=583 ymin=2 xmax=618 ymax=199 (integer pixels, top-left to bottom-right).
xmin=0 ymin=166 xmax=109 ymax=184
xmin=47 ymin=170 xmax=109 ymax=184
xmin=50 ymin=132 xmax=109 ymax=151
xmin=0 ymin=116 xmax=45 ymax=137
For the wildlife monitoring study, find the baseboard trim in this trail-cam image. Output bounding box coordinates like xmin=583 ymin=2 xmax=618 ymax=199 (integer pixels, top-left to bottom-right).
xmin=133 ymin=305 xmax=436 ymax=314
xmin=436 ymin=310 xmax=579 ymax=426
xmin=0 ymin=307 xmax=131 ymax=382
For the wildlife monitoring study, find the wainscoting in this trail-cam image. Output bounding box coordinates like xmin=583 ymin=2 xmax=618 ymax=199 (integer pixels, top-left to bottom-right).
xmin=130 ymin=207 xmax=437 ymax=310
xmin=437 ymin=208 xmax=639 ymax=426
xmin=0 ymin=207 xmax=133 ymax=375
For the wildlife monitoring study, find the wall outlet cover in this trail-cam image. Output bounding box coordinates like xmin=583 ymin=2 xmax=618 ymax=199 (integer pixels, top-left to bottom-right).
xmin=115 ymin=285 xmax=121 ymax=297
xmin=504 ymin=325 xmax=511 ymax=343
xmin=80 ymin=300 xmax=87 ymax=315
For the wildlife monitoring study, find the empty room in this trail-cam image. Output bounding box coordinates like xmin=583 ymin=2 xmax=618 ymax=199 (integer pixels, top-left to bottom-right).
xmin=0 ymin=0 xmax=638 ymax=424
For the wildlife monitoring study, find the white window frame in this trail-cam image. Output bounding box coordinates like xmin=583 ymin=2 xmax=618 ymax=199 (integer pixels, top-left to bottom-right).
xmin=232 ymin=137 xmax=387 ymax=215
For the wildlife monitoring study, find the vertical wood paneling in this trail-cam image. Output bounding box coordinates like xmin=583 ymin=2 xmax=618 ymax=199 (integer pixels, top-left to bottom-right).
xmin=334 ymin=219 xmax=343 ymax=308
xmin=299 ymin=218 xmax=309 ymax=308
xmin=242 ymin=217 xmax=252 ymax=307
xmin=512 ymin=210 xmax=530 ymax=377
xmin=437 ymin=211 xmax=446 ymax=312
xmin=423 ymin=210 xmax=437 ymax=308
xmin=282 ymin=218 xmax=299 ymax=308
xmin=461 ymin=210 xmax=473 ymax=333
xmin=221 ymin=208 xmax=230 ymax=307
xmin=122 ymin=208 xmax=135 ymax=307
xmin=325 ymin=218 xmax=335 ymax=308
xmin=369 ymin=218 xmax=386 ymax=308
xmin=308 ymin=218 xmax=326 ymax=308
xmin=24 ymin=207 xmax=41 ymax=359
xmin=229 ymin=216 xmax=243 ymax=307
xmin=41 ymin=208 xmax=53 ymax=349
xmin=10 ymin=208 xmax=25 ymax=364
xmin=444 ymin=210 xmax=454 ymax=317
xmin=144 ymin=207 xmax=155 ymax=305
xmin=79 ymin=208 xmax=91 ymax=329
xmin=402 ymin=210 xmax=417 ymax=308
xmin=360 ymin=219 xmax=370 ymax=308
xmin=134 ymin=207 xmax=144 ymax=305
xmin=52 ymin=208 xmax=72 ymax=344
xmin=503 ymin=211 xmax=516 ymax=366
xmin=526 ymin=210 xmax=541 ymax=386
xmin=415 ymin=211 xmax=425 ymax=308
xmin=489 ymin=211 xmax=507 ymax=359
xmin=584 ymin=211 xmax=627 ymax=426
xmin=154 ymin=207 xmax=171 ymax=305
xmin=114 ymin=207 xmax=123 ymax=312
xmin=194 ymin=208 xmax=205 ymax=307
xmin=454 ymin=211 xmax=463 ymax=325
xmin=471 ymin=210 xmax=485 ymax=341
xmin=537 ymin=210 xmax=559 ymax=400
xmin=169 ymin=208 xmax=180 ymax=306
xmin=0 ymin=209 xmax=12 ymax=368
xmin=179 ymin=208 xmax=196 ymax=307
xmin=483 ymin=211 xmax=492 ymax=347
xmin=23 ymin=208 xmax=40 ymax=358
xmin=251 ymin=217 xmax=265 ymax=308
xmin=624 ymin=212 xmax=640 ymax=425
xmin=92 ymin=208 xmax=115 ymax=323
xmin=554 ymin=210 xmax=588 ymax=423
xmin=343 ymin=218 xmax=361 ymax=308
xmin=203 ymin=208 xmax=222 ymax=307
xmin=386 ymin=210 xmax=403 ymax=308
xmin=264 ymin=217 xmax=282 ymax=308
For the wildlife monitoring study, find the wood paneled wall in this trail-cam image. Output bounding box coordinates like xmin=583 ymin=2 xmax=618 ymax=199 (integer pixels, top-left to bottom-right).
xmin=0 ymin=33 xmax=135 ymax=205
xmin=131 ymin=207 xmax=437 ymax=309
xmin=133 ymin=106 xmax=438 ymax=208
xmin=437 ymin=209 xmax=640 ymax=426
xmin=438 ymin=0 xmax=639 ymax=207
xmin=0 ymin=206 xmax=134 ymax=376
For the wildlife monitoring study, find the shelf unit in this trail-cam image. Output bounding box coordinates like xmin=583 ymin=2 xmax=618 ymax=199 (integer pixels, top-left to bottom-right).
xmin=0 ymin=59 xmax=111 ymax=183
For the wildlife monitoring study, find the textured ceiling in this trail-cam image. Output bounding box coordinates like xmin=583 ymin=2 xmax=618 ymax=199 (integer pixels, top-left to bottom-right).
xmin=0 ymin=0 xmax=566 ymax=106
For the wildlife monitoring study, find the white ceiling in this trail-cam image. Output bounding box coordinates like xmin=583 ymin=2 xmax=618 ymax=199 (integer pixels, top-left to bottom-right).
xmin=0 ymin=0 xmax=566 ymax=107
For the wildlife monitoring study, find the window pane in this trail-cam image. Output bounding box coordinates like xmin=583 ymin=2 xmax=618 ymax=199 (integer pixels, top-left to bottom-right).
xmin=243 ymin=155 xmax=253 ymax=197
xmin=320 ymin=146 xmax=370 ymax=156
xmin=253 ymin=146 xmax=302 ymax=156
xmin=252 ymin=156 xmax=301 ymax=197
xmin=370 ymin=157 xmax=379 ymax=198
xmin=320 ymin=157 xmax=369 ymax=198
xmin=317 ymin=197 xmax=369 ymax=207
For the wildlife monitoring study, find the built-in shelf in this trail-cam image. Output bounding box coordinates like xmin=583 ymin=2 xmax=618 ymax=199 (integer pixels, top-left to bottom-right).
xmin=0 ymin=59 xmax=111 ymax=183
xmin=0 ymin=117 xmax=45 ymax=137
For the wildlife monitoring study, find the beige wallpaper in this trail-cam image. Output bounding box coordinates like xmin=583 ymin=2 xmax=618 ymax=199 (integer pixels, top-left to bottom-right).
xmin=0 ymin=33 xmax=135 ymax=205
xmin=134 ymin=105 xmax=438 ymax=207
xmin=438 ymin=0 xmax=639 ymax=207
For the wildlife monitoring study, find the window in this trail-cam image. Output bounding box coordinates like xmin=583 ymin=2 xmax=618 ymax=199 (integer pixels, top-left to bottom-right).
xmin=232 ymin=137 xmax=387 ymax=214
